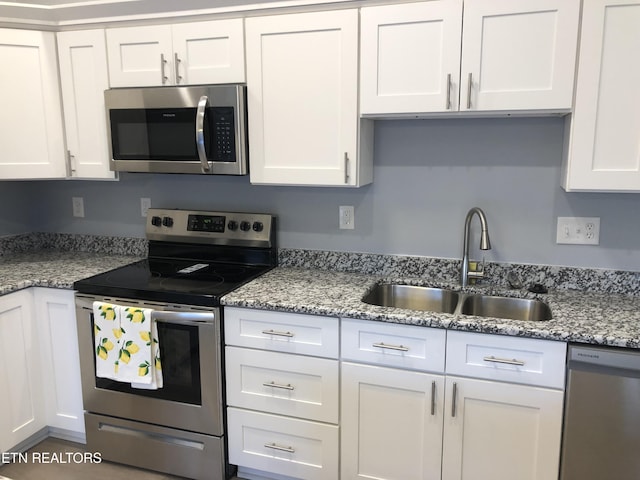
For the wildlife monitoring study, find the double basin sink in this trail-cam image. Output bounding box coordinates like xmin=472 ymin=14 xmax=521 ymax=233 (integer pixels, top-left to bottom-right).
xmin=362 ymin=283 xmax=552 ymax=321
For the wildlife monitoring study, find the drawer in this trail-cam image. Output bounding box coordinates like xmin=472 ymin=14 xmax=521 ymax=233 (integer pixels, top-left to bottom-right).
xmin=341 ymin=318 xmax=446 ymax=372
xmin=446 ymin=331 xmax=567 ymax=389
xmin=224 ymin=307 xmax=339 ymax=358
xmin=227 ymin=407 xmax=339 ymax=480
xmin=225 ymin=346 xmax=339 ymax=423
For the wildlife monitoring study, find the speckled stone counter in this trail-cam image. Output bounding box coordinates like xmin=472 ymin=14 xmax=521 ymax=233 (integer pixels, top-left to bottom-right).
xmin=0 ymin=251 xmax=142 ymax=294
xmin=221 ymin=267 xmax=640 ymax=349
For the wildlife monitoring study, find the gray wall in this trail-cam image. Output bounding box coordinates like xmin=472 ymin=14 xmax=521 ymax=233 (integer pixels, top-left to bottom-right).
xmin=4 ymin=117 xmax=640 ymax=271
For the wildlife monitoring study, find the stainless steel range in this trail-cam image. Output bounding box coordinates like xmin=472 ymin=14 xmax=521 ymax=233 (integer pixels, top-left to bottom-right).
xmin=74 ymin=208 xmax=277 ymax=480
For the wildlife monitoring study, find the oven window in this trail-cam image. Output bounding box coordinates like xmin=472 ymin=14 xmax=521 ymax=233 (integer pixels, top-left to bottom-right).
xmin=94 ymin=319 xmax=202 ymax=405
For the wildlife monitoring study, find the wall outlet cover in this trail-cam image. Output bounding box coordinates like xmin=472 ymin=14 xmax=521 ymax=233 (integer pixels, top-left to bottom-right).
xmin=556 ymin=217 xmax=600 ymax=245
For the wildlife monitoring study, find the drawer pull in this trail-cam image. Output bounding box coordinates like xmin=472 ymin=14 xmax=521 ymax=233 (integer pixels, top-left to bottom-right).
xmin=264 ymin=443 xmax=295 ymax=454
xmin=372 ymin=342 xmax=409 ymax=352
xmin=263 ymin=381 xmax=295 ymax=391
xmin=483 ymin=355 xmax=526 ymax=366
xmin=262 ymin=329 xmax=295 ymax=338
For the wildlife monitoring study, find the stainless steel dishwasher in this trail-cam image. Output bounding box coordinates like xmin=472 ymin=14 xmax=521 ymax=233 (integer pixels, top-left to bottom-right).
xmin=560 ymin=344 xmax=640 ymax=480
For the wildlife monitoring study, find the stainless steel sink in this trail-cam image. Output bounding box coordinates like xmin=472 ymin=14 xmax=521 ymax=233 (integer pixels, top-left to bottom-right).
xmin=460 ymin=294 xmax=552 ymax=321
xmin=362 ymin=284 xmax=460 ymax=314
xmin=362 ymin=283 xmax=552 ymax=321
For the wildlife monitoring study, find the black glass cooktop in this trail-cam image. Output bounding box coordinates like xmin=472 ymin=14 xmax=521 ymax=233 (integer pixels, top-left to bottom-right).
xmin=74 ymin=258 xmax=271 ymax=307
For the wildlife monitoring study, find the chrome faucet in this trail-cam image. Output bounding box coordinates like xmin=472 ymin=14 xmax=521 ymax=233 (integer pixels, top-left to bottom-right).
xmin=460 ymin=207 xmax=491 ymax=287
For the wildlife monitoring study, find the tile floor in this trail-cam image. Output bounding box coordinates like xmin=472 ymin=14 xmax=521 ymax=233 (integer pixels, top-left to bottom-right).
xmin=0 ymin=438 xmax=241 ymax=480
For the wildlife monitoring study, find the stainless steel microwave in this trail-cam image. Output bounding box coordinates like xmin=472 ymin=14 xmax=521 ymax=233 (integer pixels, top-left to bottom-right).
xmin=105 ymin=85 xmax=248 ymax=175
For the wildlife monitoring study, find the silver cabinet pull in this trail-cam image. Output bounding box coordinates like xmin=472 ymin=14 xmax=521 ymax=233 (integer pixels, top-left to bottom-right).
xmin=67 ymin=150 xmax=76 ymax=176
xmin=483 ymin=355 xmax=526 ymax=366
xmin=466 ymin=72 xmax=473 ymax=109
xmin=174 ymin=53 xmax=182 ymax=84
xmin=262 ymin=329 xmax=295 ymax=338
xmin=430 ymin=381 xmax=436 ymax=416
xmin=344 ymin=152 xmax=350 ymax=184
xmin=372 ymin=342 xmax=409 ymax=352
xmin=446 ymin=73 xmax=452 ymax=110
xmin=451 ymin=382 xmax=458 ymax=417
xmin=264 ymin=443 xmax=295 ymax=454
xmin=263 ymin=381 xmax=295 ymax=391
xmin=160 ymin=53 xmax=169 ymax=84
xmin=195 ymin=96 xmax=211 ymax=172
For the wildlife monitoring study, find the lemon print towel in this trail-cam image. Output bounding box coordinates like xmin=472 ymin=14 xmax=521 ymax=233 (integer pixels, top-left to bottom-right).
xmin=93 ymin=301 xmax=121 ymax=380
xmin=118 ymin=306 xmax=163 ymax=389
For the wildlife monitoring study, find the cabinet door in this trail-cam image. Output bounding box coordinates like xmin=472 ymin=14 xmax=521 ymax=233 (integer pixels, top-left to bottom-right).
xmin=106 ymin=25 xmax=173 ymax=87
xmin=360 ymin=0 xmax=463 ymax=115
xmin=172 ymin=19 xmax=245 ymax=85
xmin=246 ymin=10 xmax=366 ymax=186
xmin=341 ymin=362 xmax=444 ymax=480
xmin=562 ymin=0 xmax=640 ymax=192
xmin=34 ymin=288 xmax=85 ymax=438
xmin=0 ymin=289 xmax=46 ymax=452
xmin=442 ymin=376 xmax=563 ymax=480
xmin=460 ymin=0 xmax=580 ymax=112
xmin=0 ymin=29 xmax=66 ymax=179
xmin=57 ymin=29 xmax=115 ymax=180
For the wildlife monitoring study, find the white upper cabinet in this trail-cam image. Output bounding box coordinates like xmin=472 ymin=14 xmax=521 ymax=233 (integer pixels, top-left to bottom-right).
xmin=360 ymin=0 xmax=463 ymax=115
xmin=106 ymin=18 xmax=245 ymax=87
xmin=246 ymin=9 xmax=373 ymax=187
xmin=57 ymin=29 xmax=115 ymax=180
xmin=0 ymin=29 xmax=66 ymax=179
xmin=360 ymin=0 xmax=580 ymax=116
xmin=562 ymin=0 xmax=640 ymax=192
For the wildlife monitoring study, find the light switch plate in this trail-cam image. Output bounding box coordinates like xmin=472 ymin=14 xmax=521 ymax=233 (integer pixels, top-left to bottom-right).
xmin=141 ymin=198 xmax=151 ymax=217
xmin=556 ymin=217 xmax=600 ymax=245
xmin=72 ymin=197 xmax=84 ymax=218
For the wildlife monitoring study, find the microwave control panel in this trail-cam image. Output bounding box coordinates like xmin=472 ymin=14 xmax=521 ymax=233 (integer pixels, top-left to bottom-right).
xmin=211 ymin=107 xmax=235 ymax=162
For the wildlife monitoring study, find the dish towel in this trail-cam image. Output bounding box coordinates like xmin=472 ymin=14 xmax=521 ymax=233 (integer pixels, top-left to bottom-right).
xmin=92 ymin=302 xmax=163 ymax=389
xmin=93 ymin=301 xmax=122 ymax=381
xmin=118 ymin=306 xmax=163 ymax=390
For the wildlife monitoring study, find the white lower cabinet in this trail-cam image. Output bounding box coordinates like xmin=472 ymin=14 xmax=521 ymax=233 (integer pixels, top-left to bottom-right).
xmin=33 ymin=288 xmax=85 ymax=438
xmin=0 ymin=289 xmax=46 ymax=453
xmin=341 ymin=362 xmax=444 ymax=480
xmin=442 ymin=376 xmax=564 ymax=480
xmin=225 ymin=308 xmax=340 ymax=480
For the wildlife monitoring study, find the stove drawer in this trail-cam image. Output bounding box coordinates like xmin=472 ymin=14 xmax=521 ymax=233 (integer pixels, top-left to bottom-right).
xmin=224 ymin=307 xmax=339 ymax=358
xmin=226 ymin=346 xmax=339 ymax=423
xmin=227 ymin=407 xmax=338 ymax=480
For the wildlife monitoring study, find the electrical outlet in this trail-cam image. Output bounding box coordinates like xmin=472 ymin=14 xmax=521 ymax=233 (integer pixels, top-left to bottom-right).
xmin=556 ymin=217 xmax=600 ymax=245
xmin=141 ymin=198 xmax=151 ymax=217
xmin=339 ymin=205 xmax=355 ymax=230
xmin=72 ymin=197 xmax=84 ymax=218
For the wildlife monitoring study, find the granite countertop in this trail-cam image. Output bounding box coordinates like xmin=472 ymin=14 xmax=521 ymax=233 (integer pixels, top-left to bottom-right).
xmin=0 ymin=250 xmax=143 ymax=294
xmin=221 ymin=267 xmax=640 ymax=349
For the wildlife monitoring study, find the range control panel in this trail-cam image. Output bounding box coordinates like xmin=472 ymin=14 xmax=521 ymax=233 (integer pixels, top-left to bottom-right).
xmin=146 ymin=208 xmax=274 ymax=247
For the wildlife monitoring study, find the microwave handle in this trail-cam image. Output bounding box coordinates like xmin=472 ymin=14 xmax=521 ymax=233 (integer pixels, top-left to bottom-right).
xmin=195 ymin=96 xmax=211 ymax=173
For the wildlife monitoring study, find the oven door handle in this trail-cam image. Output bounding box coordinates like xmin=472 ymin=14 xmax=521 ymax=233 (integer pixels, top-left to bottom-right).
xmin=152 ymin=311 xmax=215 ymax=326
xmin=195 ymin=95 xmax=211 ymax=173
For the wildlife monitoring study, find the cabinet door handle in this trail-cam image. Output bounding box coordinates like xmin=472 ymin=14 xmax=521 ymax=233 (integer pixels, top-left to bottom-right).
xmin=430 ymin=381 xmax=436 ymax=416
xmin=344 ymin=152 xmax=350 ymax=184
xmin=264 ymin=443 xmax=295 ymax=454
xmin=483 ymin=355 xmax=526 ymax=366
xmin=262 ymin=329 xmax=295 ymax=338
xmin=451 ymin=382 xmax=458 ymax=417
xmin=174 ymin=53 xmax=182 ymax=84
xmin=466 ymin=72 xmax=473 ymax=109
xmin=160 ymin=53 xmax=169 ymax=84
xmin=446 ymin=73 xmax=452 ymax=110
xmin=263 ymin=381 xmax=295 ymax=391
xmin=372 ymin=342 xmax=409 ymax=352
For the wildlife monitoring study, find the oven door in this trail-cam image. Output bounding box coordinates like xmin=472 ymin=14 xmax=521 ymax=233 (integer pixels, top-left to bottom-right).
xmin=75 ymin=294 xmax=223 ymax=436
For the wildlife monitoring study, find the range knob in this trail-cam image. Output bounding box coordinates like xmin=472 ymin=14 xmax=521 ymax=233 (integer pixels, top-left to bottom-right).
xmin=252 ymin=221 xmax=264 ymax=232
xmin=240 ymin=221 xmax=251 ymax=232
xmin=162 ymin=216 xmax=174 ymax=227
xmin=151 ymin=216 xmax=162 ymax=227
xmin=227 ymin=220 xmax=238 ymax=231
